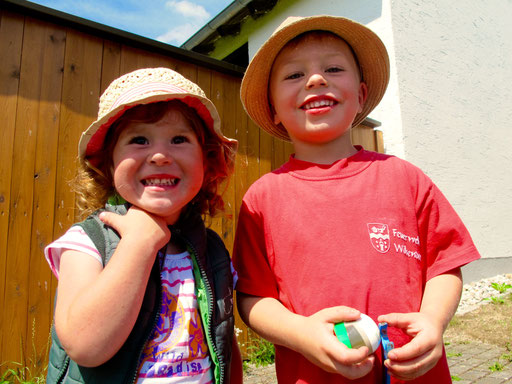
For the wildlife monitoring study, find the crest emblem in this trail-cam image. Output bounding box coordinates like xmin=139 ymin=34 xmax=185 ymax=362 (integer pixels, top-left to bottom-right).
xmin=367 ymin=223 xmax=390 ymax=253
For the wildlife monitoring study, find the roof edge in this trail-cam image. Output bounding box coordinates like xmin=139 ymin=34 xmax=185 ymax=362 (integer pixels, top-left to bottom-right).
xmin=181 ymin=0 xmax=253 ymax=50
xmin=0 ymin=0 xmax=246 ymax=77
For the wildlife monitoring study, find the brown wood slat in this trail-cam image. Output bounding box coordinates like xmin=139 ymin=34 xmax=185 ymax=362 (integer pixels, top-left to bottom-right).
xmin=2 ymin=15 xmax=47 ymax=364
xmin=23 ymin=18 xmax=66 ymax=369
xmin=49 ymin=30 xmax=104 ymax=335
xmin=0 ymin=9 xmax=24 ymax=365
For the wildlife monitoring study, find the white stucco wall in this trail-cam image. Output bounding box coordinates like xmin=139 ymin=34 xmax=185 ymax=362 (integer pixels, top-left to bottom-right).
xmin=389 ymin=0 xmax=512 ymax=260
xmin=245 ymin=0 xmax=512 ymax=261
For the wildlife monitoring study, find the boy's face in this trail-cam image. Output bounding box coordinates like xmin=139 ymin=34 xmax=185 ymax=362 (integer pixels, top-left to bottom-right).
xmin=112 ymin=107 xmax=204 ymax=225
xmin=269 ymin=34 xmax=367 ymax=145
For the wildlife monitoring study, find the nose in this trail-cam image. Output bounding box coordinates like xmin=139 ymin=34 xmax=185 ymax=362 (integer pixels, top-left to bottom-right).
xmin=148 ymin=144 xmax=173 ymax=166
xmin=306 ymin=73 xmax=327 ymax=89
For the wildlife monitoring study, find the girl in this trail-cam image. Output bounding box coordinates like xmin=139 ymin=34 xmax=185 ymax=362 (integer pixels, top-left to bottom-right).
xmin=45 ymin=68 xmax=241 ymax=384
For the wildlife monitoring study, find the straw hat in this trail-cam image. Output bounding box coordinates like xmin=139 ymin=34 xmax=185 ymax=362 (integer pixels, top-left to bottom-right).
xmin=79 ymin=67 xmax=237 ymax=167
xmin=240 ymin=15 xmax=390 ymax=141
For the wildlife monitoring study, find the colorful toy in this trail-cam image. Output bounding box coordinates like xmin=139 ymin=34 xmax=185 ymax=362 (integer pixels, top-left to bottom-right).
xmin=334 ymin=314 xmax=395 ymax=384
xmin=334 ymin=314 xmax=381 ymax=353
xmin=379 ymin=322 xmax=394 ymax=384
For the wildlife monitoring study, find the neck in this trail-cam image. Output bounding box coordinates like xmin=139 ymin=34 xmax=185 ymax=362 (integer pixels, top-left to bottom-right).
xmin=292 ymin=133 xmax=358 ymax=164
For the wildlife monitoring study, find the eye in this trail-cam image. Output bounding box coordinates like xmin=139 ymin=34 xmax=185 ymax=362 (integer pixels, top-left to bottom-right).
xmin=128 ymin=136 xmax=148 ymax=145
xmin=285 ymin=72 xmax=303 ymax=80
xmin=171 ymin=135 xmax=189 ymax=144
xmin=326 ymin=66 xmax=344 ymax=73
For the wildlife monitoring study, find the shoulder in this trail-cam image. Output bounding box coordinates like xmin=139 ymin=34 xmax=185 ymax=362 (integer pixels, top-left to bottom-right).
xmin=205 ymin=228 xmax=229 ymax=256
xmin=242 ymin=163 xmax=291 ymax=202
xmin=366 ymin=150 xmax=432 ymax=181
xmin=44 ymin=225 xmax=102 ymax=278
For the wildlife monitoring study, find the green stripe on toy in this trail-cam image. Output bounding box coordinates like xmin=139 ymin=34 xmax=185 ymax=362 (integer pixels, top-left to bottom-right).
xmin=334 ymin=322 xmax=352 ymax=348
xmin=334 ymin=314 xmax=381 ymax=353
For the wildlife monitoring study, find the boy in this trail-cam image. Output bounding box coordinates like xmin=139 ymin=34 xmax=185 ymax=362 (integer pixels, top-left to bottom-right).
xmin=232 ymin=15 xmax=480 ymax=383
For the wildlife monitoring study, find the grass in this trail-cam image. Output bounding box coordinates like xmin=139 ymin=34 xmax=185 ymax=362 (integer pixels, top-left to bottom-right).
xmin=0 ymin=321 xmax=49 ymax=384
xmin=243 ymin=335 xmax=275 ymax=370
xmin=445 ymin=291 xmax=512 ymax=348
xmin=0 ymin=362 xmax=46 ymax=384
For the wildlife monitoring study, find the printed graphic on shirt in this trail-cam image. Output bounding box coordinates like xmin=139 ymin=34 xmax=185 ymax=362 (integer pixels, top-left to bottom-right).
xmin=367 ymin=223 xmax=390 ymax=253
xmin=137 ymin=253 xmax=212 ymax=383
xmin=367 ymin=224 xmax=422 ymax=261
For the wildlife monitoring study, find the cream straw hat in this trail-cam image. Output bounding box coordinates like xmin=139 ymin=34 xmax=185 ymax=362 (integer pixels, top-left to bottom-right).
xmin=79 ymin=67 xmax=237 ymax=167
xmin=240 ymin=15 xmax=390 ymax=141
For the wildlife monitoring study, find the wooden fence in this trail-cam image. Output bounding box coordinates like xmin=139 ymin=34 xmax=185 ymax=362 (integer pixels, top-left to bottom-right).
xmin=0 ymin=0 xmax=384 ymax=370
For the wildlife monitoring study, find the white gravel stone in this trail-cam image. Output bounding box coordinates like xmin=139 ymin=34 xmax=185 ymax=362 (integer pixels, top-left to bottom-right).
xmin=456 ymin=273 xmax=512 ymax=315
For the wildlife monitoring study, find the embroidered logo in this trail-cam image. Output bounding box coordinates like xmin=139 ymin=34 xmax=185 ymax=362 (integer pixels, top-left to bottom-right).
xmin=367 ymin=223 xmax=390 ymax=253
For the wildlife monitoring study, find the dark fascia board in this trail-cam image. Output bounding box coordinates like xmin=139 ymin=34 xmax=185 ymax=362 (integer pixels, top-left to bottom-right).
xmin=0 ymin=0 xmax=246 ymax=77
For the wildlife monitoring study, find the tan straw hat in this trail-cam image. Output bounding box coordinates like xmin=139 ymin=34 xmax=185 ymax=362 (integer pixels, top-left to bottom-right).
xmin=240 ymin=15 xmax=390 ymax=141
xmin=79 ymin=67 xmax=237 ymax=167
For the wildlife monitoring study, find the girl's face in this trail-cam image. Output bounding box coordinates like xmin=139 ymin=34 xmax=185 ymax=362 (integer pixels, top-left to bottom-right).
xmin=112 ymin=107 xmax=204 ymax=225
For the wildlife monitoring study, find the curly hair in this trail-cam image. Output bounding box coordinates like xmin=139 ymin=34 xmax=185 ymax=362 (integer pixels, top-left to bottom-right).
xmin=74 ymin=100 xmax=235 ymax=219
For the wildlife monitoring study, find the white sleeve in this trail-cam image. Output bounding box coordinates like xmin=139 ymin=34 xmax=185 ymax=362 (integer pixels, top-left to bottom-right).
xmin=44 ymin=226 xmax=102 ymax=279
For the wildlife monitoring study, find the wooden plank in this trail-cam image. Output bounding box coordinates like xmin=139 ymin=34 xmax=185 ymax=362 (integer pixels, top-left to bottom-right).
xmin=196 ymin=67 xmax=222 ymax=234
xmin=210 ymin=72 xmax=237 ymax=253
xmin=351 ymin=124 xmax=376 ymax=151
xmin=283 ymin=141 xmax=294 ymax=161
xmin=222 ymin=76 xmax=240 ymax=254
xmin=245 ymin=117 xmax=262 ymax=193
xmin=119 ymin=45 xmax=178 ymax=75
xmin=2 ymin=15 xmax=44 ymax=364
xmin=258 ymin=126 xmax=273 ymax=178
xmin=100 ymin=40 xmax=121 ymax=94
xmin=51 ymin=29 xmax=103 ymax=305
xmin=232 ymin=80 xmax=252 ymax=355
xmin=0 ymin=10 xmax=23 ymax=365
xmin=25 ymin=19 xmax=66 ymax=368
xmin=174 ymin=60 xmax=198 ymax=83
xmin=376 ymin=129 xmax=385 ymax=153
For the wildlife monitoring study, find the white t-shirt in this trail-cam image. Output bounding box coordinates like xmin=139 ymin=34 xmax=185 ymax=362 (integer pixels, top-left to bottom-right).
xmin=45 ymin=227 xmax=237 ymax=383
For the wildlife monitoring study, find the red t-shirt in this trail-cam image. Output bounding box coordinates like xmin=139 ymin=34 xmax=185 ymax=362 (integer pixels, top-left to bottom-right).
xmin=233 ymin=148 xmax=480 ymax=384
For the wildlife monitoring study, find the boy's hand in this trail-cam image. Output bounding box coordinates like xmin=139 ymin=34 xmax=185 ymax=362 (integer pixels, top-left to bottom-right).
xmin=99 ymin=205 xmax=170 ymax=252
xmin=378 ymin=312 xmax=444 ymax=380
xmin=299 ymin=306 xmax=375 ymax=379
xmin=237 ymin=295 xmax=375 ymax=380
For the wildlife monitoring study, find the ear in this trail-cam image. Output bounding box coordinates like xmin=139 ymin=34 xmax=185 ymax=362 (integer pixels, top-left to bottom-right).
xmin=357 ymin=82 xmax=369 ymax=113
xmin=270 ymin=104 xmax=282 ymax=125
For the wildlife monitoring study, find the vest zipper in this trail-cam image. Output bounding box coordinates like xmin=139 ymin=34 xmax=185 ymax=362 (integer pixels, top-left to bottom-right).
xmin=129 ymin=252 xmax=164 ymax=384
xmin=56 ymin=355 xmax=70 ymax=384
xmin=175 ymin=228 xmax=224 ymax=384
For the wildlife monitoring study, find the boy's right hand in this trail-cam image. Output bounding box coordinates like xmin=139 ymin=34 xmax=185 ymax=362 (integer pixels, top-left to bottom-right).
xmin=238 ymin=294 xmax=375 ymax=380
xmin=298 ymin=306 xmax=376 ymax=379
xmin=99 ymin=205 xmax=170 ymax=252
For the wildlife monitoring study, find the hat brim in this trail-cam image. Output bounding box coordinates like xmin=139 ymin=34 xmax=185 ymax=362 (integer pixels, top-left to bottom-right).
xmin=240 ymin=15 xmax=390 ymax=141
xmin=79 ymin=93 xmax=236 ymax=167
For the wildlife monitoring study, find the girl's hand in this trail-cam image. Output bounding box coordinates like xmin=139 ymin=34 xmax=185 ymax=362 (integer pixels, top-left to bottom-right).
xmin=99 ymin=205 xmax=170 ymax=252
xmin=378 ymin=312 xmax=444 ymax=380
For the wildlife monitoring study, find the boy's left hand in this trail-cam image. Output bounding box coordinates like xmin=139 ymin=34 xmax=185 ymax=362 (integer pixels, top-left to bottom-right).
xmin=377 ymin=312 xmax=444 ymax=381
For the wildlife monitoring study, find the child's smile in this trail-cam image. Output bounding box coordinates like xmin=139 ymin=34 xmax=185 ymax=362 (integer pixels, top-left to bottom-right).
xmin=300 ymin=95 xmax=338 ymax=113
xmin=141 ymin=175 xmax=179 ymax=187
xmin=112 ymin=107 xmax=204 ymax=224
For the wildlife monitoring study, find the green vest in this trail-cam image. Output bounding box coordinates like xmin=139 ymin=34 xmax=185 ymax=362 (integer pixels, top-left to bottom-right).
xmin=47 ymin=204 xmax=234 ymax=384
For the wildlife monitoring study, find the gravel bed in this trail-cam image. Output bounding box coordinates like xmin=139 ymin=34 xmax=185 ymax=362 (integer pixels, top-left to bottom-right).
xmin=456 ymin=273 xmax=512 ymax=315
